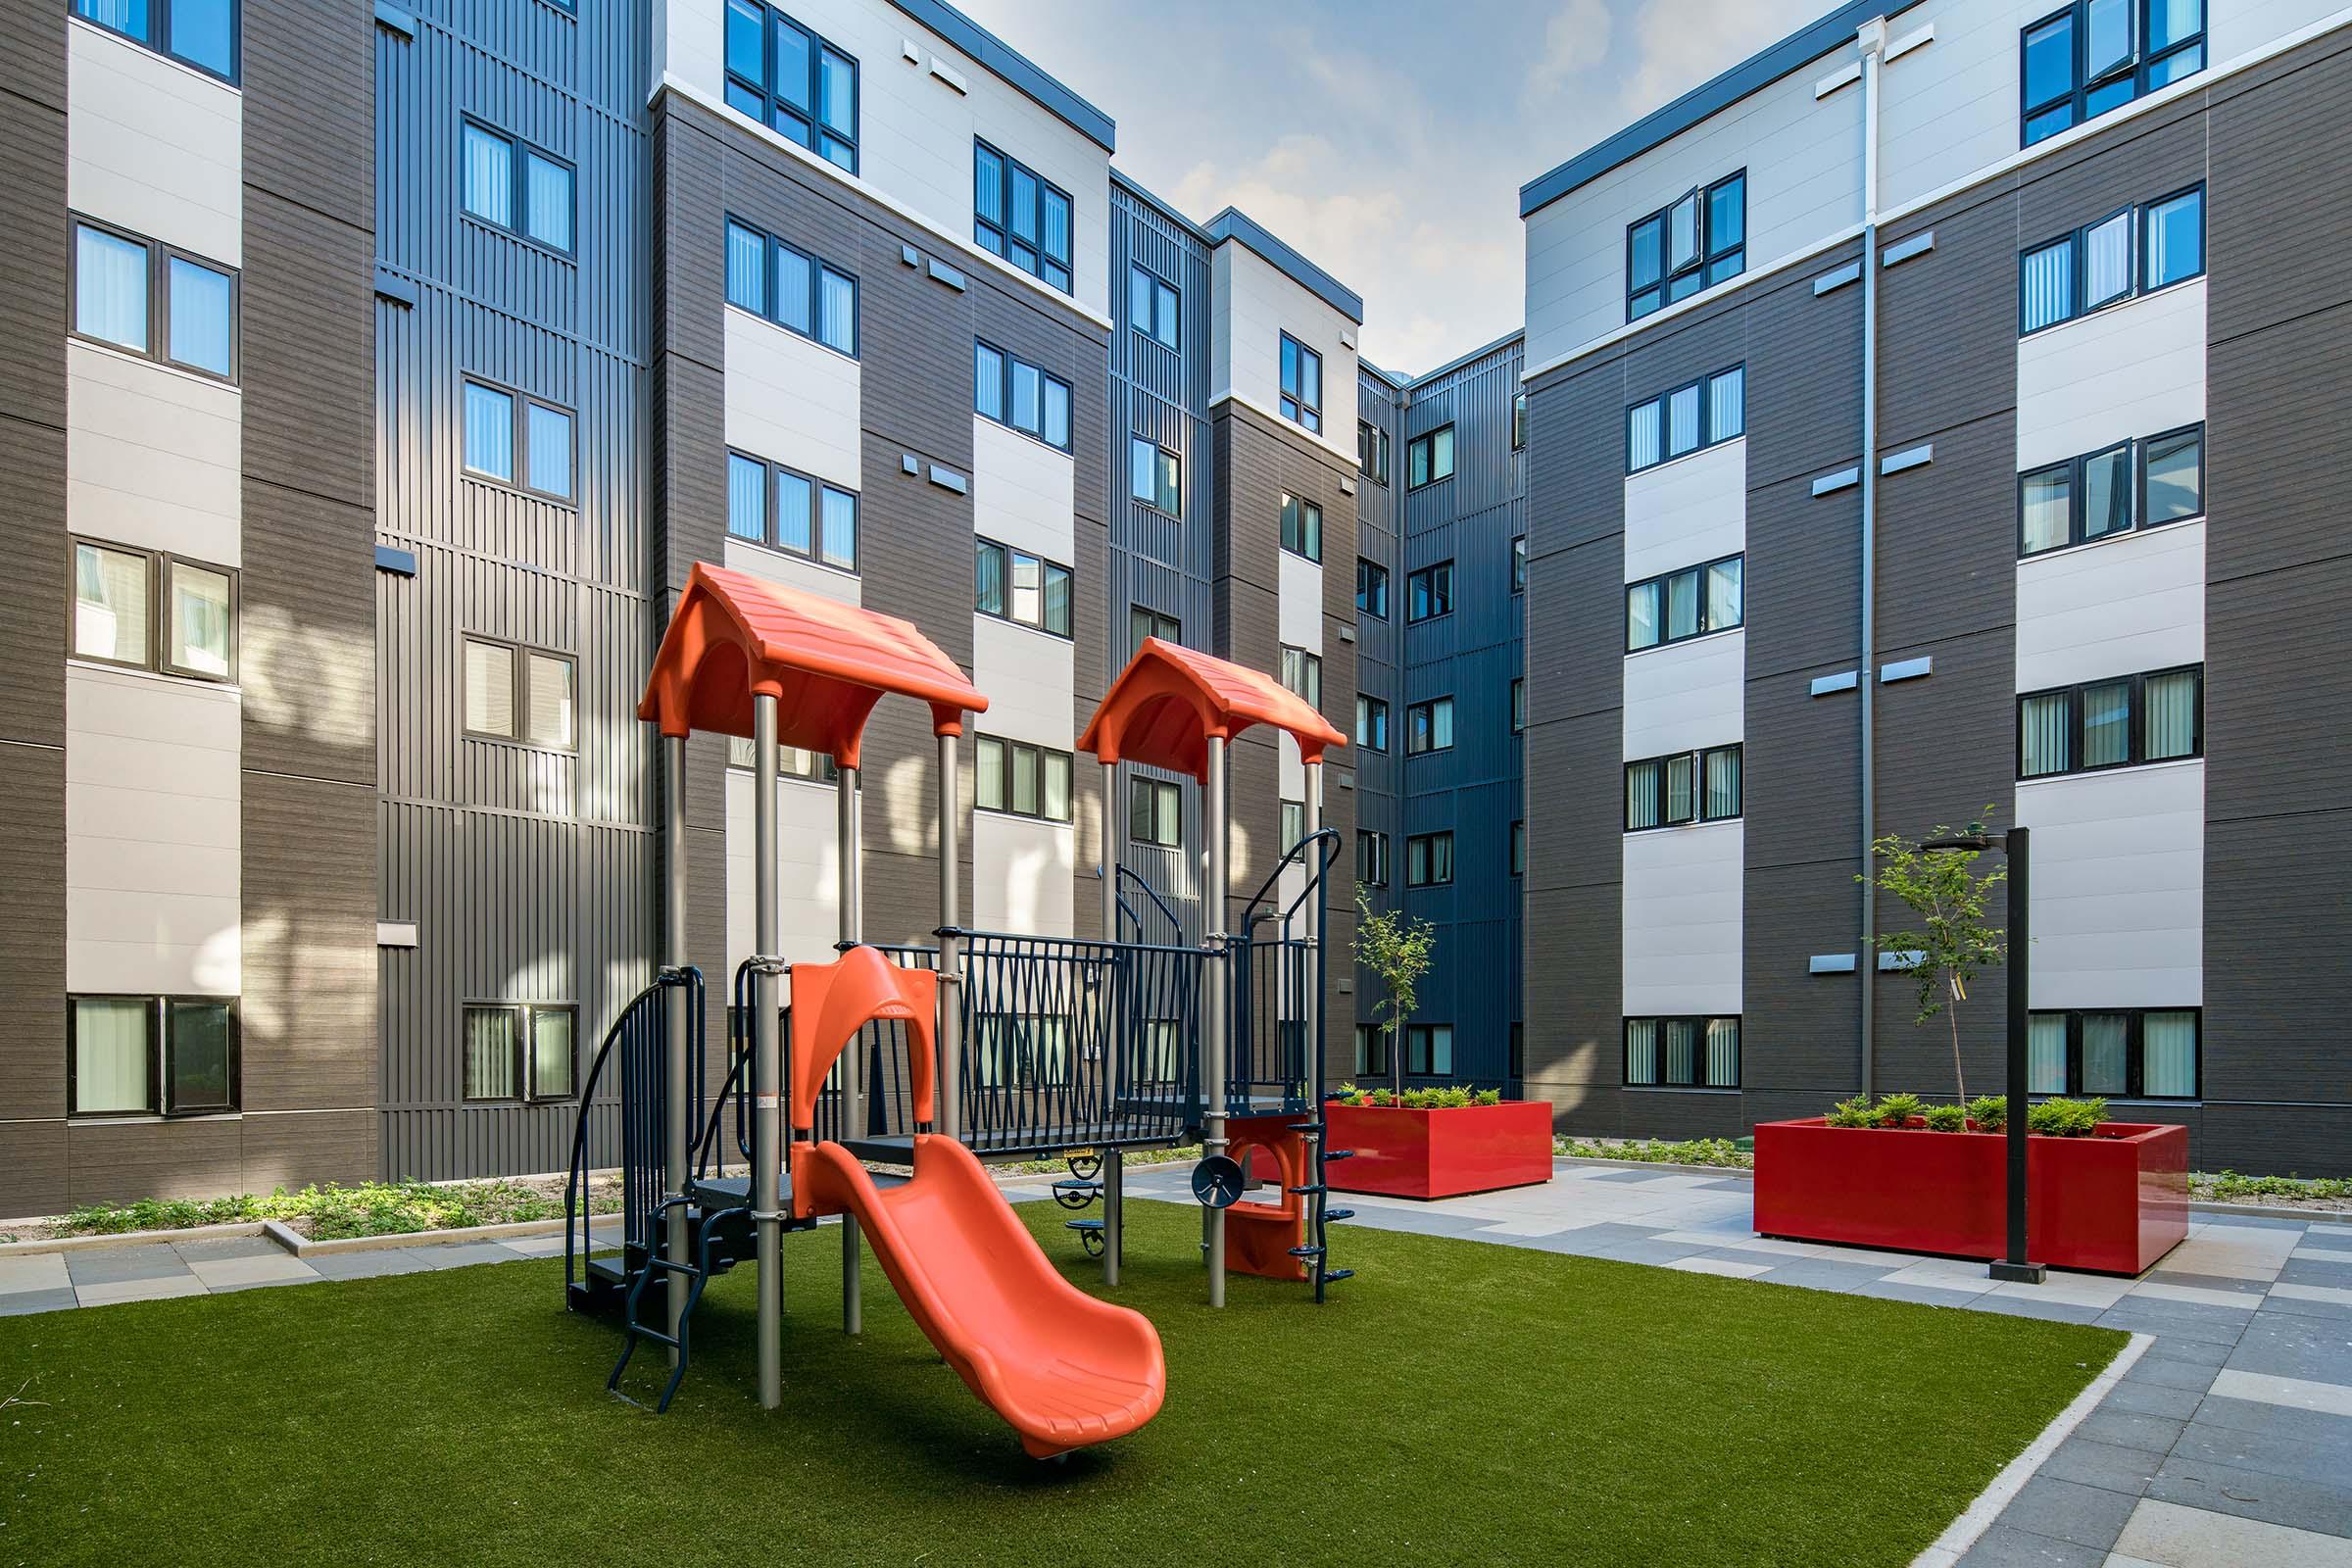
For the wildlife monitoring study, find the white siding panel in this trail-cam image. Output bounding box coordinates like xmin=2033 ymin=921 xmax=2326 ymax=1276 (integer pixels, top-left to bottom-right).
xmin=971 ymin=613 xmax=1072 ymax=751
xmin=68 ymin=342 xmax=242 ymax=566
xmin=1622 ymin=820 xmax=1744 ymax=1015
xmin=971 ymin=811 xmax=1075 ymax=937
xmin=2016 ymin=520 xmax=2205 ymax=690
xmin=724 ymin=309 xmax=861 ymax=491
xmin=67 ymin=21 xmax=241 ymax=265
xmin=2014 ymin=762 xmax=2203 ymax=1008
xmin=725 ymin=769 xmax=844 ymax=974
xmin=972 ymin=417 xmax=1074 ymax=564
xmin=2017 ymin=280 xmax=2206 ymax=470
xmin=1623 ymin=631 xmax=1744 ymax=760
xmin=1624 ymin=438 xmax=1745 ymax=584
xmin=1211 ymin=239 xmax=1359 ymax=438
xmin=720 ymin=537 xmax=862 ymax=605
xmin=1277 ymin=549 xmax=1323 ymax=653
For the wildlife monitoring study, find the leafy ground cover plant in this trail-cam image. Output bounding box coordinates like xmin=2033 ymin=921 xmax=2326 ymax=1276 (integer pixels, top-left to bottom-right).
xmin=1331 ymin=1083 xmax=1504 ymax=1109
xmin=52 ymin=1179 xmax=620 ymax=1241
xmin=1553 ymin=1137 xmax=1752 ymax=1169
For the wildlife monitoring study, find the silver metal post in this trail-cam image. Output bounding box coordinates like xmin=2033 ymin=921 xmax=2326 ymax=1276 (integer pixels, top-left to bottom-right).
xmin=1102 ymin=1149 xmax=1122 ymax=1286
xmin=1202 ymin=736 xmax=1229 ymax=1308
xmin=1302 ymin=761 xmax=1323 ymax=1103
xmin=1101 ymin=760 xmax=1118 ymax=940
xmin=1857 ymin=18 xmax=1886 ymax=1099
xmin=937 ymin=731 xmax=962 ymax=1144
xmin=662 ymin=734 xmax=690 ymax=1365
xmin=836 ymin=761 xmax=862 ymax=1336
xmin=751 ymin=699 xmax=783 ymax=1410
xmin=1100 ymin=758 xmax=1121 ymax=1287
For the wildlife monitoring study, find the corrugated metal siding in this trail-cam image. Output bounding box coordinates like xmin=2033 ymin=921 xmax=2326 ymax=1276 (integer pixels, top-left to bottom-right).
xmin=374 ymin=0 xmax=655 ymax=1179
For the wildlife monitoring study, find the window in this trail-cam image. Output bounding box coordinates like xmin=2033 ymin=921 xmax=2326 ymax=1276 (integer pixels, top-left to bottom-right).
xmin=1280 ymin=800 xmax=1305 ymax=855
xmin=1130 ymin=437 xmax=1181 ymax=514
xmin=463 ymin=1003 xmax=576 ymax=1102
xmin=71 ymin=219 xmax=238 ymax=381
xmin=2021 ymin=0 xmax=2205 ymax=146
xmin=1129 ymin=776 xmax=1182 ymax=847
xmin=1510 ymin=1022 xmax=1525 ymax=1081
xmin=1627 ymin=366 xmax=1743 ymax=471
xmin=1510 ymin=820 xmax=1525 ymax=877
xmin=724 ymin=0 xmax=858 ymax=171
xmin=71 ymin=539 xmax=236 ymax=681
xmin=1128 ymin=266 xmax=1179 ymax=348
xmin=1624 ymin=1016 xmax=1740 ymax=1088
xmin=1406 ymin=562 xmax=1453 ymax=622
xmin=2020 ymin=187 xmax=2203 ymax=333
xmin=464 ymin=636 xmax=575 ymax=750
xmin=1279 ymin=493 xmax=1323 ymax=563
xmin=1511 ymin=535 xmax=1528 ymax=594
xmin=1358 ymin=419 xmax=1390 ymax=485
xmin=1626 ymin=556 xmax=1742 ymax=651
xmin=2019 ymin=423 xmax=2203 ymax=556
xmin=973 ymin=734 xmax=1074 ymax=823
xmin=973 ymin=1013 xmax=1075 ymax=1089
xmin=975 ymin=538 xmax=1072 ymax=638
xmin=1625 ymin=744 xmax=1742 ymax=831
xmin=461 ymin=380 xmax=574 ymax=502
xmin=1405 ymin=697 xmax=1454 ymax=756
xmin=1512 ymin=392 xmax=1528 ymax=452
xmin=726 ymin=735 xmax=838 ymax=781
xmin=2028 ymin=1008 xmax=2199 ymax=1099
xmin=723 ymin=217 xmax=858 ymax=355
xmin=1279 ymin=332 xmax=1323 ymax=433
xmin=1130 ymin=606 xmax=1180 ymax=647
xmin=1405 ymin=832 xmax=1453 ymax=887
xmin=1405 ymin=425 xmax=1455 ymax=489
xmin=1353 ymin=1023 xmax=1391 ymax=1077
xmin=727 ymin=451 xmax=858 ymax=570
xmin=1355 ymin=695 xmax=1389 ymax=753
xmin=1627 ymin=170 xmax=1744 ymax=320
xmin=461 ymin=121 xmax=573 ymax=253
xmin=1355 ymin=829 xmax=1390 ymax=888
xmin=1355 ymin=559 xmax=1389 ymax=618
xmin=973 ymin=340 xmax=1073 ymax=452
xmin=71 ymin=0 xmax=235 ymax=82
xmin=974 ymin=139 xmax=1073 ymax=293
xmin=1511 ymin=678 xmax=1526 ymax=733
xmin=67 ymin=995 xmax=238 ymax=1116
xmin=2019 ymin=665 xmax=2201 ymax=778
xmin=1405 ymin=1024 xmax=1454 ymax=1077
xmin=1280 ymin=646 xmax=1322 ymax=710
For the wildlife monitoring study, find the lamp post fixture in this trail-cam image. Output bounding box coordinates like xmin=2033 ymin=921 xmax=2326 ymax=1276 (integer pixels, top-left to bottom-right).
xmin=1922 ymin=825 xmax=2045 ymax=1286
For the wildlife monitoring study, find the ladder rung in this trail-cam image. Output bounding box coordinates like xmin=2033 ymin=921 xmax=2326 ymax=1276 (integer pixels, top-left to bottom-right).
xmin=1320 ymin=1268 xmax=1356 ymax=1285
xmin=1064 ymin=1218 xmax=1103 ymax=1232
xmin=1288 ymin=1244 xmax=1325 ymax=1258
xmin=1323 ymin=1208 xmax=1355 ymax=1223
xmin=1323 ymin=1150 xmax=1355 ymax=1161
xmin=625 ymin=1326 xmax=681 ymax=1350
xmin=1288 ymin=1184 xmax=1328 ymax=1196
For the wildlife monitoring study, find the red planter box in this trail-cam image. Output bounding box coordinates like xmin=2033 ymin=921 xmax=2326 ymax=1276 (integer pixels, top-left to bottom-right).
xmin=1753 ymin=1118 xmax=2189 ymax=1275
xmin=1324 ymin=1100 xmax=1554 ymax=1200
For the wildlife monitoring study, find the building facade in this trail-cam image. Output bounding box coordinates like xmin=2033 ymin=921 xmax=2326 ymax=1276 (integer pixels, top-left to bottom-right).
xmin=1517 ymin=0 xmax=2352 ymax=1175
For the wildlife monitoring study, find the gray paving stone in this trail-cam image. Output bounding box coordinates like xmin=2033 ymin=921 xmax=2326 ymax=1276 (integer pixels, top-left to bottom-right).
xmin=63 ymin=1246 xmax=191 ymax=1286
xmin=2073 ymin=1408 xmax=2188 ymax=1454
xmin=2145 ymin=1452 xmax=2352 ymax=1540
xmin=0 ymin=1288 xmax=79 ymax=1317
xmin=1847 ymin=1279 xmax=1986 ymax=1308
xmin=1581 ymin=1169 xmax=1674 ymax=1184
xmin=2036 ymin=1435 xmax=2165 ymax=1496
xmin=2172 ymin=1405 xmax=2352 ymax=1488
xmin=2257 ymin=1289 xmax=2352 ymax=1323
xmin=303 ymin=1250 xmax=439 ymax=1280
xmin=2093 ymin=1306 xmax=2247 ymax=1347
xmin=2229 ymin=1312 xmax=2352 ymax=1383
xmin=410 ymin=1243 xmax=522 ymax=1270
xmin=2100 ymin=1378 xmax=2209 ymax=1421
xmin=1752 ymin=1258 xmax=1898 ymax=1292
xmin=1588 ymin=1239 xmax=1710 ymax=1266
xmin=2125 ymin=1356 xmax=2224 ymax=1395
xmin=1990 ymin=1474 xmax=2141 ymax=1550
xmin=2279 ymin=1257 xmax=2352 ymax=1290
xmin=212 ymin=1273 xmax=323 ymax=1294
xmin=2132 ymin=1333 xmax=2237 ymax=1368
xmin=1953 ymin=1522 xmax=2107 ymax=1567
xmin=170 ymin=1235 xmax=282 ymax=1261
xmin=2195 ymin=1214 xmax=2312 ymax=1234
xmin=2143 ymin=1268 xmax=2273 ymax=1298
xmin=1969 ymin=1294 xmax=2108 ymax=1326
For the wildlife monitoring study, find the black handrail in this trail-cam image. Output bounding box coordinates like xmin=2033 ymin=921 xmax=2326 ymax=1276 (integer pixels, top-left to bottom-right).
xmin=565 ymin=967 xmax=701 ymax=1298
xmin=1113 ymin=863 xmax=1188 ymax=946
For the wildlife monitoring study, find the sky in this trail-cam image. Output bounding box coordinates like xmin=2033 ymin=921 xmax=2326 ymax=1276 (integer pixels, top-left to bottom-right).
xmin=952 ymin=0 xmax=1832 ymax=378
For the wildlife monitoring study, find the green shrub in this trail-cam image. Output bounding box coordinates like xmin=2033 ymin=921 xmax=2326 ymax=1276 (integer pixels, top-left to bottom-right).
xmin=1825 ymin=1095 xmax=1879 ymax=1128
xmin=1924 ymin=1103 xmax=1967 ymax=1133
xmin=1554 ymin=1137 xmax=1751 ymax=1169
xmin=1474 ymin=1088 xmax=1502 ymax=1106
xmin=2196 ymin=1170 xmax=2352 ymax=1201
xmin=1967 ymin=1096 xmax=2007 ymax=1133
xmin=2027 ymin=1097 xmax=2107 ymax=1138
xmin=54 ymin=1179 xmax=590 ymax=1241
xmin=1872 ymin=1092 xmax=1928 ymax=1128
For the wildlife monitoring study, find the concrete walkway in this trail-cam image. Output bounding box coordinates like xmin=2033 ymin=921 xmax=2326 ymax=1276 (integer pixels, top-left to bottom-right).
xmin=7 ymin=1164 xmax=2348 ymax=1566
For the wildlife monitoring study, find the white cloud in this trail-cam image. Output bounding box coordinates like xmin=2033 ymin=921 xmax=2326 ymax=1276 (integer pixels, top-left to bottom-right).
xmin=1529 ymin=0 xmax=1614 ymax=94
xmin=1616 ymin=0 xmax=1823 ymax=121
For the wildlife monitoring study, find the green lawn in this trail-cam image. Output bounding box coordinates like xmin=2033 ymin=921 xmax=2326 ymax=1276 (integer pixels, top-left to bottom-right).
xmin=1 ymin=1200 xmax=2123 ymax=1567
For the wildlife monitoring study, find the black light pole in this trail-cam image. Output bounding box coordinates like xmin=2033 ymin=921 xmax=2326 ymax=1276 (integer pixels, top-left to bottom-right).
xmin=1925 ymin=826 xmax=2044 ymax=1285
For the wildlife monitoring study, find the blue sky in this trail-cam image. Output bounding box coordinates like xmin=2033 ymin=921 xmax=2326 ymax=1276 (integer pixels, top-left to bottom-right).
xmin=955 ymin=0 xmax=1829 ymax=375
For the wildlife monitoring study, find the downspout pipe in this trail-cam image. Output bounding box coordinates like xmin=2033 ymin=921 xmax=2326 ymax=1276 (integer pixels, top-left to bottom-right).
xmin=1857 ymin=17 xmax=1887 ymax=1099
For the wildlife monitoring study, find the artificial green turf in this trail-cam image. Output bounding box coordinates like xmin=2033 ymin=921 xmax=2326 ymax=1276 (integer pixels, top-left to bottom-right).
xmin=0 ymin=1200 xmax=2123 ymax=1567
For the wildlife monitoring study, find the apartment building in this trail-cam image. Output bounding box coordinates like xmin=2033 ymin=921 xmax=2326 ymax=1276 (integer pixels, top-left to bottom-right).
xmin=1517 ymin=0 xmax=2352 ymax=1175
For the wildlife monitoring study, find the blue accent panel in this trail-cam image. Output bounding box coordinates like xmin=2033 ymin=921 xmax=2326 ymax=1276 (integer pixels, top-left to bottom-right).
xmin=1808 ymin=954 xmax=1857 ymax=974
xmin=926 ymin=259 xmax=966 ymax=291
xmin=373 ymin=267 xmax=418 ymax=308
xmin=1202 ymin=208 xmax=1364 ymax=323
xmin=1881 ymin=443 xmax=1934 ymax=475
xmin=1812 ymin=261 xmax=1861 ymax=295
xmin=1810 ymin=466 xmax=1859 ymax=496
xmin=1879 ymin=951 xmax=1927 ymax=972
xmin=1809 ymin=670 xmax=1859 ymax=697
xmin=1520 ymin=0 xmax=1926 ymax=216
xmin=1882 ymin=229 xmax=1935 ymax=266
xmin=373 ymin=1 xmax=416 ymax=39
xmin=374 ymin=545 xmax=418 ymax=576
xmin=886 ymin=0 xmax=1115 ymax=151
xmin=927 ymin=464 xmax=968 ymax=494
xmin=1879 ymin=657 xmax=1932 ymax=683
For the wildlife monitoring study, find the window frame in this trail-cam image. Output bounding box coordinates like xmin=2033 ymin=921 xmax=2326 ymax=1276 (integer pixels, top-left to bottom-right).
xmin=70 ymin=0 xmax=240 ymax=85
xmin=461 ymin=376 xmax=576 ymax=504
xmin=1403 ymin=696 xmax=1454 ymax=757
xmin=1404 ymin=1023 xmax=1455 ymax=1078
xmin=462 ymin=633 xmax=578 ymax=753
xmin=460 ymin=1001 xmax=579 ymax=1104
xmin=1129 ymin=776 xmax=1183 ymax=848
xmin=1625 ymin=169 xmax=1746 ymax=321
xmin=1129 ymin=436 xmax=1181 ymax=516
xmin=1405 ymin=424 xmax=1456 ymax=490
xmin=1355 ymin=829 xmax=1390 ymax=888
xmin=2016 ymin=663 xmax=2205 ymax=779
xmin=1406 ymin=561 xmax=1454 ymax=623
xmin=1626 ymin=553 xmax=1744 ymax=652
xmin=1357 ymin=419 xmax=1390 ymax=485
xmin=1626 ymin=364 xmax=1745 ymax=473
xmin=973 ymin=338 xmax=1074 ymax=453
xmin=459 ymin=117 xmax=576 ymax=257
xmin=1622 ymin=1015 xmax=1741 ymax=1089
xmin=973 ymin=138 xmax=1075 ymax=293
xmin=1624 ymin=743 xmax=1743 ymax=832
xmin=1130 ymin=605 xmax=1180 ymax=648
xmin=726 ymin=734 xmax=839 ymax=783
xmin=1355 ymin=693 xmax=1389 ymax=753
xmin=972 ymin=732 xmax=1076 ymax=825
xmin=67 ymin=215 xmax=241 ymax=383
xmin=1512 ymin=392 xmax=1528 ymax=452
xmin=1128 ymin=264 xmax=1180 ymax=349
xmin=725 ymin=448 xmax=858 ymax=572
xmin=2018 ymin=184 xmax=2205 ymax=335
xmin=1404 ymin=831 xmax=1454 ymax=888
xmin=69 ymin=536 xmax=240 ymax=683
xmin=974 ymin=536 xmax=1073 ymax=639
xmin=1511 ymin=535 xmax=1528 ymax=594
xmin=66 ymin=994 xmax=242 ymax=1118
xmin=2020 ymin=0 xmax=2206 ymax=147
xmin=1511 ymin=677 xmax=1525 ymax=734
xmin=1355 ymin=558 xmax=1390 ymax=618
xmin=2027 ymin=1006 xmax=2202 ymax=1100
xmin=2018 ymin=422 xmax=2204 ymax=557
xmin=723 ymin=215 xmax=860 ymax=357
xmin=723 ymin=0 xmax=859 ymax=172
xmin=1279 ymin=646 xmax=1322 ymax=710
xmin=1279 ymin=493 xmax=1324 ymax=564
xmin=1278 ymin=331 xmax=1324 ymax=433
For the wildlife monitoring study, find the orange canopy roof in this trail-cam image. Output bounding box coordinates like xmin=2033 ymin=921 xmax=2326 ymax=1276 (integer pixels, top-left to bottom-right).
xmin=638 ymin=563 xmax=986 ymax=769
xmin=1077 ymin=637 xmax=1347 ymax=782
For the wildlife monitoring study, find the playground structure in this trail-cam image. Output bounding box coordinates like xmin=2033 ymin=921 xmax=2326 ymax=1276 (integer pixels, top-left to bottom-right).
xmin=563 ymin=563 xmax=1351 ymax=1453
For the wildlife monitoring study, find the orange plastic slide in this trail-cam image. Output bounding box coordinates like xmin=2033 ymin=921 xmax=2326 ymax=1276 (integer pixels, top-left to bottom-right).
xmin=797 ymin=1134 xmax=1166 ymax=1457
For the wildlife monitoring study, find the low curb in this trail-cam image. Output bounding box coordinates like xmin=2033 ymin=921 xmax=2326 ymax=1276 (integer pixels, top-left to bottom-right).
xmin=0 ymin=1220 xmax=270 ymax=1256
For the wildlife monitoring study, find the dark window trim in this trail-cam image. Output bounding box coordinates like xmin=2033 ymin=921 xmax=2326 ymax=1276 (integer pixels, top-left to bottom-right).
xmin=1622 ymin=1015 xmax=1741 ymax=1089
xmin=2029 ymin=1006 xmax=2203 ymax=1101
xmin=462 ymin=375 xmax=576 ymax=505
xmin=973 ymin=732 xmax=1076 ymax=825
xmin=1278 ymin=330 xmax=1323 ymax=434
xmin=1355 ymin=558 xmax=1390 ymax=619
xmin=70 ymin=0 xmax=240 ymax=85
xmin=1404 ymin=695 xmax=1454 ymax=757
xmin=1129 ymin=436 xmax=1181 ymax=517
xmin=1626 ymin=553 xmax=1744 ymax=652
xmin=1624 ymin=743 xmax=1743 ymax=832
xmin=726 ymin=448 xmax=858 ymax=573
xmin=66 ymin=994 xmax=240 ymax=1118
xmin=1626 ymin=169 xmax=1745 ymax=321
xmin=725 ymin=733 xmax=839 ymax=782
xmin=1511 ymin=677 xmax=1525 ymax=734
xmin=68 ymin=536 xmax=241 ymax=683
xmin=1405 ymin=423 xmax=1456 ymax=490
xmin=2018 ymin=183 xmax=2205 ymax=335
xmin=460 ymin=1001 xmax=578 ymax=1104
xmin=1128 ymin=264 xmax=1180 ymax=349
xmin=974 ymin=534 xmax=1074 ymax=640
xmin=723 ymin=0 xmax=860 ymax=173
xmin=2016 ymin=663 xmax=2205 ymax=780
xmin=1626 ymin=363 xmax=1744 ymax=473
xmin=1355 ymin=828 xmax=1390 ymax=888
xmin=1512 ymin=392 xmax=1528 ymax=452
xmin=1355 ymin=693 xmax=1389 ymax=754
xmin=1279 ymin=645 xmax=1322 ymax=711
xmin=1403 ymin=1022 xmax=1455 ymax=1078
xmin=1405 ymin=559 xmax=1454 ymax=623
xmin=974 ymin=137 xmax=1075 ymax=294
xmin=724 ymin=214 xmax=860 ymax=357
xmin=1511 ymin=534 xmax=1528 ymax=594
xmin=1129 ymin=774 xmax=1182 ymax=847
xmin=2018 ymin=421 xmax=2205 ymax=558
xmin=67 ymin=214 xmax=241 ymax=384
xmin=459 ymin=116 xmax=576 ymax=259
xmin=2020 ymin=0 xmax=2206 ymax=147
xmin=973 ymin=337 xmax=1074 ymax=453
xmin=1279 ymin=492 xmax=1324 ymax=564
xmin=461 ymin=633 xmax=578 ymax=753
xmin=1404 ymin=831 xmax=1454 ymax=887
xmin=1357 ymin=419 xmax=1390 ymax=486
xmin=1128 ymin=604 xmax=1180 ymax=648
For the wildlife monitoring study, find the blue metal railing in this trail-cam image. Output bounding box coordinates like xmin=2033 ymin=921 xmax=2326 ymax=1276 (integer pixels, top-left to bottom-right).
xmin=564 ymin=966 xmax=702 ymax=1298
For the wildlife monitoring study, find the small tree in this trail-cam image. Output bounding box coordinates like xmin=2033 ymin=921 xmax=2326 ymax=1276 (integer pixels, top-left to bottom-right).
xmin=1352 ymin=885 xmax=1436 ymax=1098
xmin=1861 ymin=813 xmax=2008 ymax=1106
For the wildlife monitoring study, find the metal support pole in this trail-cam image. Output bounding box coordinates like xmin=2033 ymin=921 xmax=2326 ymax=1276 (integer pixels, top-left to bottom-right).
xmin=1302 ymin=761 xmax=1322 ymax=1104
xmin=662 ymin=734 xmax=690 ymax=1365
xmin=936 ymin=732 xmax=962 ymax=1145
xmin=1102 ymin=760 xmax=1118 ymax=942
xmin=837 ymin=762 xmax=862 ymax=1336
xmin=751 ymin=699 xmax=783 ymax=1410
xmin=1100 ymin=757 xmax=1121 ymax=1289
xmin=1991 ymin=827 xmax=2045 ymax=1283
xmin=1857 ymin=17 xmax=1886 ymax=1101
xmin=1202 ymin=736 xmax=1229 ymax=1308
xmin=1103 ymin=1149 xmax=1123 ymax=1286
